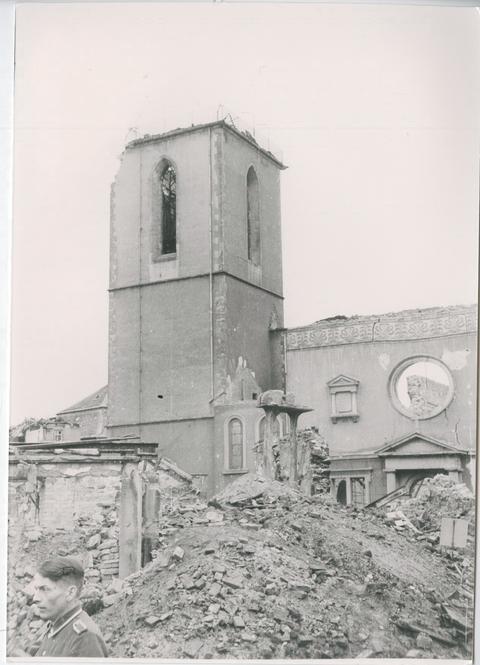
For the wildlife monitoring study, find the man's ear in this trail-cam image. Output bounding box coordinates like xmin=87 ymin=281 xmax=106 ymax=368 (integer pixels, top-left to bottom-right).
xmin=67 ymin=584 xmax=79 ymax=600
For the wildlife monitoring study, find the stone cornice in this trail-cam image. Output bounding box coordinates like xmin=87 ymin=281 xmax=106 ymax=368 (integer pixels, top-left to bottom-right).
xmin=287 ymin=305 xmax=477 ymax=350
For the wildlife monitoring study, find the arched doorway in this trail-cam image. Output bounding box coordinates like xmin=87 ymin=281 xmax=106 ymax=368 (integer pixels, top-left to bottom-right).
xmin=336 ymin=480 xmax=347 ymax=505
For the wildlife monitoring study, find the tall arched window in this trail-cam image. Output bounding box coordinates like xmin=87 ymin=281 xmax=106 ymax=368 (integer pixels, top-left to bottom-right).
xmin=247 ymin=166 xmax=260 ymax=264
xmin=228 ymin=418 xmax=244 ymax=470
xmin=160 ymin=164 xmax=176 ymax=255
xmin=152 ymin=161 xmax=177 ymax=259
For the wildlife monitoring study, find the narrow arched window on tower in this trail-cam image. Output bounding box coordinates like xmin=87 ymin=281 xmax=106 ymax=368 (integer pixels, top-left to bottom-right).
xmin=160 ymin=163 xmax=176 ymax=254
xmin=247 ymin=166 xmax=260 ymax=264
xmin=228 ymin=418 xmax=244 ymax=470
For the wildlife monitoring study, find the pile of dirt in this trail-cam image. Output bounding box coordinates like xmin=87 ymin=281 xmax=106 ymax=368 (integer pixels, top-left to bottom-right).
xmin=94 ymin=477 xmax=472 ymax=660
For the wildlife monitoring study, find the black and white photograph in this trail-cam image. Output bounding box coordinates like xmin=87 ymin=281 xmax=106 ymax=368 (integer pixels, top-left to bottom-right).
xmin=4 ymin=0 xmax=478 ymax=661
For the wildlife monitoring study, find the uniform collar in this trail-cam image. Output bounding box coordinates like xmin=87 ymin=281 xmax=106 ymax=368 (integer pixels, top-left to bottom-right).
xmin=48 ymin=604 xmax=82 ymax=636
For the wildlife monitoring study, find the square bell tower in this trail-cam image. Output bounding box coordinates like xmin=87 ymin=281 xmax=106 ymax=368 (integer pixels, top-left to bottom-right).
xmin=107 ymin=120 xmax=286 ymax=493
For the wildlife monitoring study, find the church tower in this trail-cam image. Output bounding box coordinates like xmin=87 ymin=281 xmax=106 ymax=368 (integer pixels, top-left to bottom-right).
xmin=107 ymin=120 xmax=286 ymax=493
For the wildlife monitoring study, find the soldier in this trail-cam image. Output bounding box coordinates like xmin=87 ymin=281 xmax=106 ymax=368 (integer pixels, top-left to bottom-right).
xmin=28 ymin=556 xmax=108 ymax=657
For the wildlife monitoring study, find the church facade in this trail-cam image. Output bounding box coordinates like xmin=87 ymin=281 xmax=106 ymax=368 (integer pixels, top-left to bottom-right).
xmin=55 ymin=120 xmax=477 ymax=499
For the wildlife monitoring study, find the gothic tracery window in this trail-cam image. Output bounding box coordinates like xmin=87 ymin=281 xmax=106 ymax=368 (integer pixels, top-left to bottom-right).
xmin=160 ymin=164 xmax=176 ymax=255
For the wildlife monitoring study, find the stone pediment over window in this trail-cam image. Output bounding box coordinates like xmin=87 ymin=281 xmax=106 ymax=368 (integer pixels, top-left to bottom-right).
xmin=327 ymin=375 xmax=360 ymax=423
xmin=327 ymin=375 xmax=359 ymax=389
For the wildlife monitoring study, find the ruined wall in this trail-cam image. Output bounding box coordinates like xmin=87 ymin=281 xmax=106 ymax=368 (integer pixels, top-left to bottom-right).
xmin=9 ymin=457 xmax=122 ymax=530
xmin=287 ymin=314 xmax=477 ymax=456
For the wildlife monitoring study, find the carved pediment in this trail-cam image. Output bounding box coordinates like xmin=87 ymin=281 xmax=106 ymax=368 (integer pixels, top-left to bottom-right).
xmin=376 ymin=433 xmax=468 ymax=457
xmin=327 ymin=375 xmax=359 ymax=389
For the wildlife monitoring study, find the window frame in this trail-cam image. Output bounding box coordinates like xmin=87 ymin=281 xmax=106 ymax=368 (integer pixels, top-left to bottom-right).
xmin=388 ymin=355 xmax=454 ymax=421
xmin=151 ymin=158 xmax=178 ymax=262
xmin=224 ymin=415 xmax=248 ymax=474
xmin=246 ymin=165 xmax=261 ymax=265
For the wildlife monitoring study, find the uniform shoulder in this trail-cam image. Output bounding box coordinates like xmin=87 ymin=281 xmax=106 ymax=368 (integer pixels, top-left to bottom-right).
xmin=72 ymin=619 xmax=88 ymax=635
xmin=73 ymin=610 xmax=102 ymax=636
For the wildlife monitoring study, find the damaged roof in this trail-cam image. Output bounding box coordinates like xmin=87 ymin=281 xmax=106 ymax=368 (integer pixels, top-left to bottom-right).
xmin=125 ymin=119 xmax=286 ymax=170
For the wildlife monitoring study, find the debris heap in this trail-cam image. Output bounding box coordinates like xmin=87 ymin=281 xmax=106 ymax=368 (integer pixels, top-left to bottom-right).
xmin=8 ymin=473 xmax=474 ymax=659
xmin=93 ymin=475 xmax=473 ymax=660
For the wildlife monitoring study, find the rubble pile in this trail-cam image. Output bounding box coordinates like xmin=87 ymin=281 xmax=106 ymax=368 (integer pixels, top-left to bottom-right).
xmin=376 ymin=474 xmax=475 ymax=646
xmin=386 ymin=475 xmax=474 ymax=533
xmin=94 ymin=475 xmax=471 ymax=660
xmin=8 ymin=471 xmax=474 ymax=659
xmin=379 ymin=475 xmax=475 ymax=562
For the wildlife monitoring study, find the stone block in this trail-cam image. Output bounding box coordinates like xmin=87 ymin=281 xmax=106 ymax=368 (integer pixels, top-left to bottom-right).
xmin=223 ymin=575 xmax=243 ymax=589
xmin=208 ymin=582 xmax=221 ymax=597
xmin=206 ymin=511 xmax=224 ymax=523
xmin=109 ymin=578 xmax=124 ymax=594
xmin=233 ymin=615 xmax=245 ymax=628
xmin=181 ymin=575 xmax=195 ymax=590
xmin=87 ymin=534 xmax=101 ymax=549
xmin=172 ymin=546 xmax=184 ymax=561
xmin=102 ymin=592 xmax=123 ymax=607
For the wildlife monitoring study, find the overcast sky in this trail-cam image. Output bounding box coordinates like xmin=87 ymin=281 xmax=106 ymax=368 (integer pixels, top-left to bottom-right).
xmin=10 ymin=2 xmax=479 ymax=424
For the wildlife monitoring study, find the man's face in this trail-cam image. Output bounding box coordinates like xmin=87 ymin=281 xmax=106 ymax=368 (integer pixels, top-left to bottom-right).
xmin=32 ymin=573 xmax=76 ymax=621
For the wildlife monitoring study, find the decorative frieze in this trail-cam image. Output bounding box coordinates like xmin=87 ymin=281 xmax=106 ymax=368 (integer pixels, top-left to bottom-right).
xmin=287 ymin=306 xmax=477 ymax=350
xmin=287 ymin=323 xmax=373 ymax=350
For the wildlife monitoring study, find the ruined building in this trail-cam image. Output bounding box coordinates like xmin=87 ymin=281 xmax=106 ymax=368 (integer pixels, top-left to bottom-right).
xmin=14 ymin=120 xmax=477 ymax=503
xmin=287 ymin=305 xmax=477 ymax=504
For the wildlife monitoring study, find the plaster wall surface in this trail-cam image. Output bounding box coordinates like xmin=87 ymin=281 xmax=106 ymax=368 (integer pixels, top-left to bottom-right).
xmin=67 ymin=409 xmax=106 ymax=439
xmin=287 ymin=331 xmax=477 ymax=456
xmin=213 ymin=275 xmax=284 ymax=400
xmin=219 ymin=128 xmax=284 ymax=296
xmin=109 ymin=419 xmax=214 ymax=491
xmin=108 ymin=288 xmax=141 ymax=427
xmin=212 ymin=402 xmax=263 ymax=492
xmin=108 ymin=277 xmax=212 ymax=428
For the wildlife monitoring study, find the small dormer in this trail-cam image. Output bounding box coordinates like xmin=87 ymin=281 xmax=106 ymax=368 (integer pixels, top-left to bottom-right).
xmin=327 ymin=375 xmax=360 ymax=423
